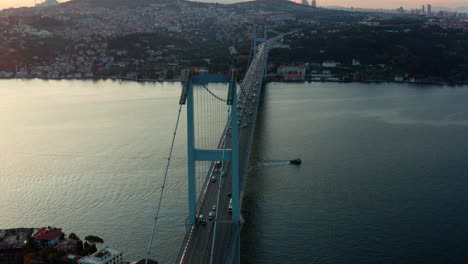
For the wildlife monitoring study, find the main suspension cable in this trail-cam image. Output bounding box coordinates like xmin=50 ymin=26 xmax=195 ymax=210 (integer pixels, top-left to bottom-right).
xmin=145 ymin=103 xmax=183 ymax=264
xmin=201 ymin=83 xmax=227 ymax=103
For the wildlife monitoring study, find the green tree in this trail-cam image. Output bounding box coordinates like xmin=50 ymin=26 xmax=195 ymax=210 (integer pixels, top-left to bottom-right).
xmin=83 ymin=242 xmax=97 ymax=255
xmin=84 ymin=235 xmax=104 ymax=244
xmin=68 ymin=233 xmax=80 ymax=241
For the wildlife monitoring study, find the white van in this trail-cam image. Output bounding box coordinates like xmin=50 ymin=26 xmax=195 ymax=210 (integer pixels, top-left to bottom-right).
xmin=208 ymin=211 xmax=214 ymax=220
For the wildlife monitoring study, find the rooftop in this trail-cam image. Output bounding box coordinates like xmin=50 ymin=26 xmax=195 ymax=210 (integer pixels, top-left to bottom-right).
xmin=32 ymin=227 xmax=63 ymax=241
xmin=0 ymin=228 xmax=35 ymax=249
xmin=278 ymin=65 xmax=306 ymax=69
xmin=79 ymin=246 xmax=122 ymax=264
xmin=134 ymin=259 xmax=158 ymax=264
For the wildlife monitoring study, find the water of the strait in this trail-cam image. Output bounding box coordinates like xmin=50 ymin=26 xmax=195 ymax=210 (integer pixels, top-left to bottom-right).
xmin=1 ymin=79 xmax=467 ymax=263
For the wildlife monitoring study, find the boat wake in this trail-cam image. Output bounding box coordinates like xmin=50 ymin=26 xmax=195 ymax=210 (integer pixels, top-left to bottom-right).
xmin=257 ymin=160 xmax=291 ymax=166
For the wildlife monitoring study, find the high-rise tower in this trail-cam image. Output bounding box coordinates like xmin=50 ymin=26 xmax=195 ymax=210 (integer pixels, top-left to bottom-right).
xmin=312 ymin=0 xmax=317 ymax=8
xmin=427 ymin=4 xmax=432 ymax=16
xmin=301 ymin=0 xmax=309 ymax=6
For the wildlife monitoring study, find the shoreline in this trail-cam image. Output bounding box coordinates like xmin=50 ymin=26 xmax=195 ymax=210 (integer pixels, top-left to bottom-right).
xmin=1 ymin=76 xmax=467 ymax=86
xmin=0 ymin=76 xmax=182 ymax=83
xmin=267 ymin=78 xmax=468 ymax=86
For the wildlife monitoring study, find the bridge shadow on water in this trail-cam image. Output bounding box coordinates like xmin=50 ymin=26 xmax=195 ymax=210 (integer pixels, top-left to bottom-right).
xmin=240 ymin=83 xmax=272 ymax=263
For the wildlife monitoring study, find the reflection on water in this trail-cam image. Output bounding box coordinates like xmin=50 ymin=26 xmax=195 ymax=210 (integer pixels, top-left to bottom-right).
xmin=242 ymin=82 xmax=468 ymax=264
xmin=1 ymin=80 xmax=467 ymax=264
xmin=0 ymin=79 xmax=189 ymax=263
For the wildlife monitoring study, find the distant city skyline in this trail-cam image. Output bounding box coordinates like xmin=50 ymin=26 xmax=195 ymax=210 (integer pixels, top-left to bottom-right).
xmin=0 ymin=0 xmax=466 ymax=10
xmin=291 ymin=0 xmax=467 ymax=9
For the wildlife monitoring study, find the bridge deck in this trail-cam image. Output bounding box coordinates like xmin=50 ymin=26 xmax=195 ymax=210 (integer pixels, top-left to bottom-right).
xmin=178 ymin=44 xmax=267 ymax=264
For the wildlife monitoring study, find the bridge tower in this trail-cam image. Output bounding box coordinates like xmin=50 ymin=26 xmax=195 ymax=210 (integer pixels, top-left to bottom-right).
xmin=179 ymin=70 xmax=240 ymax=226
xmin=253 ymin=16 xmax=267 ymax=57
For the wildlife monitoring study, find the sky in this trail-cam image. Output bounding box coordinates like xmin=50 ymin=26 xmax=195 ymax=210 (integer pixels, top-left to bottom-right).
xmin=0 ymin=0 xmax=466 ymax=11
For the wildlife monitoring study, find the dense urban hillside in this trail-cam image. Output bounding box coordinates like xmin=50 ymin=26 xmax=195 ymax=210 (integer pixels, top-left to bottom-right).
xmin=0 ymin=0 xmax=466 ymax=83
xmin=270 ymin=20 xmax=468 ymax=82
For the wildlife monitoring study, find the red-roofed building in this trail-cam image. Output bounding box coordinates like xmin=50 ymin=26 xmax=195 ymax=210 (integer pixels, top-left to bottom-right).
xmin=32 ymin=227 xmax=63 ymax=248
xmin=277 ymin=65 xmax=307 ymax=81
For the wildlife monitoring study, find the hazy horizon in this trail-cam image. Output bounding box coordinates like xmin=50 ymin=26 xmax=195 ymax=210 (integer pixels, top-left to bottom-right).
xmin=0 ymin=0 xmax=467 ymax=11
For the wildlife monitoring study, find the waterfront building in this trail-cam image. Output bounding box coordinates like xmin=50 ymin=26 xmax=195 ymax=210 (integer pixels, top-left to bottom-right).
xmin=277 ymin=65 xmax=307 ymax=81
xmin=359 ymin=21 xmax=381 ymax=26
xmin=0 ymin=71 xmax=14 ymax=78
xmin=55 ymin=238 xmax=79 ymax=253
xmin=62 ymin=254 xmax=84 ymax=264
xmin=395 ymin=76 xmax=405 ymax=82
xmin=130 ymin=259 xmax=158 ymax=264
xmin=322 ymin=61 xmax=340 ymax=68
xmin=32 ymin=227 xmax=63 ymax=248
xmin=352 ymin=59 xmax=361 ymax=66
xmin=1 ymin=229 xmax=35 ymax=263
xmin=78 ymin=246 xmax=123 ymax=264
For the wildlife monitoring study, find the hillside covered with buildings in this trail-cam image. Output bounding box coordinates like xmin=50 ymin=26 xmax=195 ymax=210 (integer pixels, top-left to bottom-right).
xmin=0 ymin=0 xmax=466 ymax=83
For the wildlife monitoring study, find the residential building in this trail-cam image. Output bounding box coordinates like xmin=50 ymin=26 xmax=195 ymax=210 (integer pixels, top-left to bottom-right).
xmin=62 ymin=254 xmax=84 ymax=264
xmin=32 ymin=227 xmax=63 ymax=248
xmin=359 ymin=21 xmax=381 ymax=26
xmin=0 ymin=71 xmax=14 ymax=78
xmin=352 ymin=59 xmax=361 ymax=66
xmin=322 ymin=61 xmax=340 ymax=68
xmin=55 ymin=238 xmax=79 ymax=253
xmin=1 ymin=229 xmax=35 ymax=264
xmin=130 ymin=259 xmax=158 ymax=264
xmin=78 ymin=247 xmax=123 ymax=264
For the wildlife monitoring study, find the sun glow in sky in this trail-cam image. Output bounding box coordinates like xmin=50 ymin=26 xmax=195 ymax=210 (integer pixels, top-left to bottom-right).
xmin=0 ymin=0 xmax=466 ymax=10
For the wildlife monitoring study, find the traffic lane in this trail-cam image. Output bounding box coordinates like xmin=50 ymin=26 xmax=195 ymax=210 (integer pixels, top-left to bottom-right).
xmin=210 ymin=85 xmax=260 ymax=261
xmin=187 ymin=159 xmax=234 ymax=262
xmin=183 ymin=165 xmax=228 ymax=263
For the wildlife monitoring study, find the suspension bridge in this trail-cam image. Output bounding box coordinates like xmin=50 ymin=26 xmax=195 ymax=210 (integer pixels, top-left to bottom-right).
xmin=144 ymin=17 xmax=285 ymax=264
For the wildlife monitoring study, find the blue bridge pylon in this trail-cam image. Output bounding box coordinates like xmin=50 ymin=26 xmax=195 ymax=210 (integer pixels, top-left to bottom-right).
xmin=179 ymin=68 xmax=241 ymax=226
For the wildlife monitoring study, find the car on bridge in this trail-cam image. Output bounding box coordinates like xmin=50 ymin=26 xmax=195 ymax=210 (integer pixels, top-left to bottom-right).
xmin=198 ymin=214 xmax=206 ymax=225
